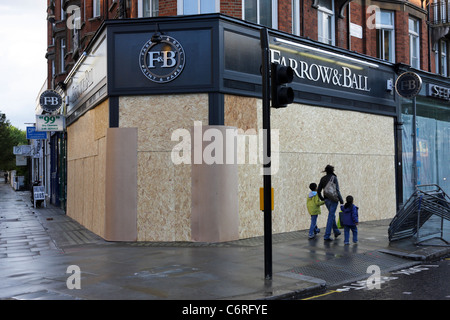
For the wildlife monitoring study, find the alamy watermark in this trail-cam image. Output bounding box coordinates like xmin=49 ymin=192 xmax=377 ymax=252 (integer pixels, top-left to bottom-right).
xmin=66 ymin=265 xmax=81 ymax=290
xmin=66 ymin=5 xmax=81 ymax=30
xmin=171 ymin=121 xmax=280 ymax=175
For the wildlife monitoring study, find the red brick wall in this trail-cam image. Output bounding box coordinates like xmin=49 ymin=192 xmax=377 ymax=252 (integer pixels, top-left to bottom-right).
xmin=349 ymin=1 xmax=363 ymax=53
xmin=302 ymin=0 xmax=318 ymax=41
xmin=159 ymin=0 xmax=177 ymax=16
xmin=278 ymin=0 xmax=292 ymax=33
xmin=221 ymin=0 xmax=242 ymax=18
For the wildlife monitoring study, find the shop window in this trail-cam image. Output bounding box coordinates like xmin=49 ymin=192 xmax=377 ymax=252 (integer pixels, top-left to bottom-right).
xmin=243 ymin=0 xmax=277 ymax=29
xmin=401 ymin=100 xmax=450 ymax=202
xmin=376 ymin=10 xmax=395 ymax=62
xmin=292 ymin=0 xmax=301 ymax=36
xmin=139 ymin=0 xmax=159 ymax=17
xmin=317 ymin=0 xmax=335 ymax=45
xmin=409 ymin=17 xmax=420 ymax=69
xmin=177 ymin=0 xmax=219 ymax=14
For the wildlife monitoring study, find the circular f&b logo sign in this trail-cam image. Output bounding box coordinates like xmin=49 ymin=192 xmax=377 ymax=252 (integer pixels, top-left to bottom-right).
xmin=39 ymin=90 xmax=63 ymax=112
xmin=395 ymin=72 xmax=422 ymax=99
xmin=139 ymin=35 xmax=186 ymax=83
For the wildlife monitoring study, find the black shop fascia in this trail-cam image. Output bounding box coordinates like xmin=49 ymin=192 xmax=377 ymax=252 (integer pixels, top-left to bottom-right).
xmin=65 ymin=13 xmax=397 ymax=127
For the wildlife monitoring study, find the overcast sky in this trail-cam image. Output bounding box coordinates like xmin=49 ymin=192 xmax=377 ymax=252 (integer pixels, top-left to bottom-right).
xmin=0 ymin=1 xmax=47 ymax=130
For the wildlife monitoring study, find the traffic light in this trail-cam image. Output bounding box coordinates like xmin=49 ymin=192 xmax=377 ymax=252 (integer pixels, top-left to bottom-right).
xmin=271 ymin=63 xmax=294 ymax=108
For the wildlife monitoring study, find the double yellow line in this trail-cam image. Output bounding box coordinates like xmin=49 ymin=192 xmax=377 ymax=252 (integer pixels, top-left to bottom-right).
xmin=301 ymin=290 xmax=340 ymax=300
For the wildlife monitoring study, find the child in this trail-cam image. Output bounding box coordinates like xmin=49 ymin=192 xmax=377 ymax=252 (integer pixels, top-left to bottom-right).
xmin=340 ymin=195 xmax=359 ymax=244
xmin=307 ymin=183 xmax=325 ymax=239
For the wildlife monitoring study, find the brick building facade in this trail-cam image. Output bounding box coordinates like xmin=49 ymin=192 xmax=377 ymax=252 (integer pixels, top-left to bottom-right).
xmin=43 ymin=1 xmax=449 ymax=242
xmin=46 ymin=0 xmax=449 ymax=90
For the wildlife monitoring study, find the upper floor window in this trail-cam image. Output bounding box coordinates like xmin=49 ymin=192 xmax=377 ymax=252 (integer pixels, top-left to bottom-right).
xmin=60 ymin=38 xmax=66 ymax=73
xmin=409 ymin=17 xmax=420 ymax=69
xmin=317 ymin=0 xmax=335 ymax=45
xmin=376 ymin=10 xmax=395 ymax=62
xmin=243 ymin=0 xmax=278 ymax=29
xmin=435 ymin=40 xmax=448 ymax=76
xmin=292 ymin=0 xmax=301 ymax=36
xmin=139 ymin=0 xmax=159 ymax=17
xmin=93 ymin=0 xmax=101 ymax=17
xmin=61 ymin=0 xmax=65 ymax=20
xmin=177 ymin=0 xmax=219 ymax=14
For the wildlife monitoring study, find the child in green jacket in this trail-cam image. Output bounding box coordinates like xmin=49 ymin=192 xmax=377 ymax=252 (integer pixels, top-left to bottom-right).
xmin=307 ymin=183 xmax=325 ymax=239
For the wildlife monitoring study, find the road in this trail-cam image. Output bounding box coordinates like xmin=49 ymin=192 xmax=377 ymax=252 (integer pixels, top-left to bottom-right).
xmin=303 ymin=255 xmax=450 ymax=300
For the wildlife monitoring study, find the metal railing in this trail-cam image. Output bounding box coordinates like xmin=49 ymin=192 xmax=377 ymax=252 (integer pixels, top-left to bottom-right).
xmin=429 ymin=1 xmax=450 ymax=26
xmin=389 ymin=185 xmax=450 ymax=245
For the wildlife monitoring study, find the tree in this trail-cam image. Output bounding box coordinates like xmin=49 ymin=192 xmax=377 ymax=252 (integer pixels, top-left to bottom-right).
xmin=0 ymin=111 xmax=28 ymax=171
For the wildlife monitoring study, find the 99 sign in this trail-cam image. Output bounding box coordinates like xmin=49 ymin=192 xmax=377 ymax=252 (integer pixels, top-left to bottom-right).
xmin=36 ymin=114 xmax=64 ymax=132
xmin=43 ymin=116 xmax=57 ymax=124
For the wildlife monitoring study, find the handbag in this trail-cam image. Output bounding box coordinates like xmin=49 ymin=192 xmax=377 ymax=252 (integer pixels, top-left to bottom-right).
xmin=323 ymin=176 xmax=339 ymax=202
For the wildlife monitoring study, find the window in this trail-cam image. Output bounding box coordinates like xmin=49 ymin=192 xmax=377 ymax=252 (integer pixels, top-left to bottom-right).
xmin=437 ymin=40 xmax=449 ymax=76
xmin=60 ymin=38 xmax=66 ymax=73
xmin=177 ymin=0 xmax=219 ymax=14
xmin=242 ymin=0 xmax=277 ymax=29
xmin=139 ymin=0 xmax=159 ymax=17
xmin=61 ymin=0 xmax=65 ymax=20
xmin=376 ymin=11 xmax=395 ymax=62
xmin=317 ymin=0 xmax=334 ymax=45
xmin=52 ymin=60 xmax=56 ymax=78
xmin=292 ymin=0 xmax=301 ymax=36
xmin=93 ymin=0 xmax=101 ymax=17
xmin=409 ymin=17 xmax=420 ymax=69
xmin=441 ymin=41 xmax=448 ymax=76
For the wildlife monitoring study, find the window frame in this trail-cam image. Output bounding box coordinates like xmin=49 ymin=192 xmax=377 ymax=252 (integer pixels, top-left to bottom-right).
xmin=409 ymin=17 xmax=420 ymax=69
xmin=440 ymin=40 xmax=448 ymax=76
xmin=317 ymin=0 xmax=335 ymax=45
xmin=138 ymin=0 xmax=159 ymax=17
xmin=60 ymin=38 xmax=66 ymax=73
xmin=376 ymin=10 xmax=395 ymax=63
xmin=93 ymin=0 xmax=101 ymax=18
xmin=292 ymin=0 xmax=301 ymax=36
xmin=177 ymin=0 xmax=220 ymax=15
xmin=242 ymin=0 xmax=278 ymax=29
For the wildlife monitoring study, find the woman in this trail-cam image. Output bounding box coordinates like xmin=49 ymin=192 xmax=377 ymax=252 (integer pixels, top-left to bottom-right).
xmin=317 ymin=165 xmax=344 ymax=241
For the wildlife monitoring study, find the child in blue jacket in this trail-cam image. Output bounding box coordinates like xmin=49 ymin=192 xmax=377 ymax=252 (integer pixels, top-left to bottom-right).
xmin=340 ymin=195 xmax=359 ymax=244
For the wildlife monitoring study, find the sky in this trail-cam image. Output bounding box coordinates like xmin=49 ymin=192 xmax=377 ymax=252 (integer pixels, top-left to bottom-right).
xmin=0 ymin=1 xmax=47 ymax=130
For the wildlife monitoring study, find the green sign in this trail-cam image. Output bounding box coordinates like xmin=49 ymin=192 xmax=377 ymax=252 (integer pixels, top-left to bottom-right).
xmin=36 ymin=115 xmax=65 ymax=132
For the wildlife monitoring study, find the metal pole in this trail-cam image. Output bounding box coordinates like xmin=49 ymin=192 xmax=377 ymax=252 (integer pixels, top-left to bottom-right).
xmin=412 ymin=96 xmax=418 ymax=189
xmin=260 ymin=27 xmax=272 ymax=280
xmin=413 ymin=96 xmax=419 ymax=241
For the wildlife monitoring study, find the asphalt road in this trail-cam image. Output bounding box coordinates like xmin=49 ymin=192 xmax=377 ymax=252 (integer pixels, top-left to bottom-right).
xmin=303 ymin=255 xmax=450 ymax=300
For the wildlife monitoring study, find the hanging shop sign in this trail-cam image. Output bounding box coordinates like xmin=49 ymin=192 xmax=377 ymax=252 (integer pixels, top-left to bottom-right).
xmin=13 ymin=145 xmax=32 ymax=156
xmin=39 ymin=90 xmax=63 ymax=113
xmin=36 ymin=115 xmax=65 ymax=132
xmin=139 ymin=35 xmax=186 ymax=83
xmin=26 ymin=126 xmax=48 ymax=140
xmin=395 ymin=72 xmax=422 ymax=99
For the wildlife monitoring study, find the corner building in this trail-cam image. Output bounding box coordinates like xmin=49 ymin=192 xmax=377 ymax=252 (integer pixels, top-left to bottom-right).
xmin=45 ymin=1 xmax=450 ymax=242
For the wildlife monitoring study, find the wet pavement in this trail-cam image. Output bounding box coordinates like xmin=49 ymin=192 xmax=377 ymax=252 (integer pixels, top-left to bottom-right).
xmin=1 ymin=182 xmax=449 ymax=300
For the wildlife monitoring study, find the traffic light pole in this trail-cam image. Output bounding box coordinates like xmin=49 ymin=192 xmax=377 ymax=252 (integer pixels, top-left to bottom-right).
xmin=260 ymin=27 xmax=272 ymax=280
